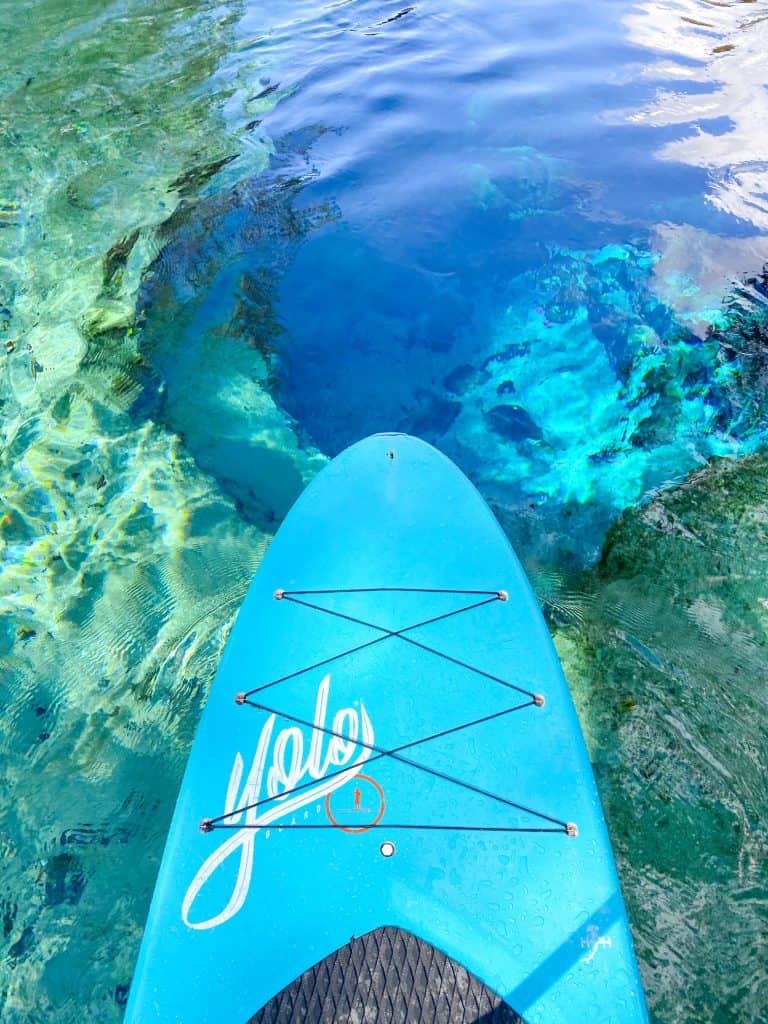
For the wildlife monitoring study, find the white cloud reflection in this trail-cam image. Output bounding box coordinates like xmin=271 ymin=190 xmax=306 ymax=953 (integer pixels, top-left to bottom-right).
xmin=622 ymin=0 xmax=768 ymax=230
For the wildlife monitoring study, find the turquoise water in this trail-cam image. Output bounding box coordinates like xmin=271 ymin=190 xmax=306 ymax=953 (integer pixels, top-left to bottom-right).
xmin=1 ymin=0 xmax=766 ymax=1021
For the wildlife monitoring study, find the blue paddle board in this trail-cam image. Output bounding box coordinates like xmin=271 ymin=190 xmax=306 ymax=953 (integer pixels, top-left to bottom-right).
xmin=125 ymin=433 xmax=649 ymax=1024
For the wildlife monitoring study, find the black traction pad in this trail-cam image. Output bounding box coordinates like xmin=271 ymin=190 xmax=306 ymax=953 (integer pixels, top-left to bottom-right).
xmin=247 ymin=926 xmax=525 ymax=1023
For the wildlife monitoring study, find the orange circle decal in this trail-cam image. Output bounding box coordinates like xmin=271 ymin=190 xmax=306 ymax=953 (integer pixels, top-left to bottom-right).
xmin=325 ymin=773 xmax=386 ymax=834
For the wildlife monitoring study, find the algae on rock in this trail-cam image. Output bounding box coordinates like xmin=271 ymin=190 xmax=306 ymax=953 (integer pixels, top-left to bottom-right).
xmin=549 ymin=453 xmax=768 ymax=1024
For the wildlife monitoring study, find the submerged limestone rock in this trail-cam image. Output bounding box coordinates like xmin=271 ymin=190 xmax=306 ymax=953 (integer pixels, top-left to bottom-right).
xmin=0 ymin=0 xmax=268 ymax=434
xmin=547 ymin=452 xmax=768 ymax=1024
xmin=133 ymin=136 xmax=333 ymax=523
xmin=0 ymin=384 xmax=271 ymax=1022
xmin=451 ymin=245 xmax=768 ymax=569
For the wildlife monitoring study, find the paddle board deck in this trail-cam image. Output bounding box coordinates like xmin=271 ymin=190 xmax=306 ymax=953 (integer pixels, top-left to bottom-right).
xmin=125 ymin=433 xmax=649 ymax=1023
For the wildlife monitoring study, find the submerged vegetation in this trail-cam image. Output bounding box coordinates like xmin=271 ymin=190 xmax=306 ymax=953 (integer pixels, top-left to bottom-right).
xmin=551 ymin=449 xmax=768 ymax=1022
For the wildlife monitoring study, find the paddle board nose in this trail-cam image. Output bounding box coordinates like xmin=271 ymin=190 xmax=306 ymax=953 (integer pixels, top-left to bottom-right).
xmin=125 ymin=433 xmax=649 ymax=1024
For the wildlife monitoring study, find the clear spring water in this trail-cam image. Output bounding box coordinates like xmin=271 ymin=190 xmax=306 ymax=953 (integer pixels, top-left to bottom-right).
xmin=1 ymin=0 xmax=766 ymax=1020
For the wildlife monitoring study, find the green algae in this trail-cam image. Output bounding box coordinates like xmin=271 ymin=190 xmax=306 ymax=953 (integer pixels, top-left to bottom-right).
xmin=548 ymin=452 xmax=768 ymax=1024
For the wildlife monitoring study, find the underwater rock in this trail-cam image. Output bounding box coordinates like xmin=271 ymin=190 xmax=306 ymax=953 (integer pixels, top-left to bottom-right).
xmin=708 ymin=273 xmax=768 ymax=431
xmin=43 ymin=854 xmax=86 ymax=908
xmin=167 ymin=155 xmax=240 ymax=199
xmin=469 ymin=147 xmax=571 ymax=224
xmin=443 ymin=363 xmax=488 ymax=395
xmin=7 ymin=925 xmax=35 ymax=963
xmin=548 ymin=451 xmax=768 ymax=1024
xmin=0 ymin=3 xmax=275 ymax=442
xmin=0 ymin=386 xmax=270 ymax=1024
xmin=444 ymin=244 xmax=768 ymax=568
xmin=408 ymin=393 xmax=462 ymax=436
xmin=134 ymin=136 xmax=332 ymax=522
xmin=485 ymin=403 xmax=544 ymax=443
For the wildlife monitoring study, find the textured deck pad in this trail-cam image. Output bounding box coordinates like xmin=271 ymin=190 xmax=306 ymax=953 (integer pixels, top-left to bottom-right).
xmin=248 ymin=927 xmax=525 ymax=1024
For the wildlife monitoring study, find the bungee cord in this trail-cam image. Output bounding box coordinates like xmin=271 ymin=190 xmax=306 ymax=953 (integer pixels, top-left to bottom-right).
xmin=200 ymin=587 xmax=576 ymax=839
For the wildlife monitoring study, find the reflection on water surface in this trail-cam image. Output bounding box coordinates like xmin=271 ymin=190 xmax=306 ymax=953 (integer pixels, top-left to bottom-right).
xmin=624 ymin=0 xmax=768 ymax=230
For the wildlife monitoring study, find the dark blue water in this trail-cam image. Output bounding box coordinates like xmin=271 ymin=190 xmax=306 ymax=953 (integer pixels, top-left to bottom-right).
xmin=139 ymin=0 xmax=768 ymax=567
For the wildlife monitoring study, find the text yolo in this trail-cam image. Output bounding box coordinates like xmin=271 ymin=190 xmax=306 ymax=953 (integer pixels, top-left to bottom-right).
xmin=182 ymin=674 xmax=374 ymax=930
